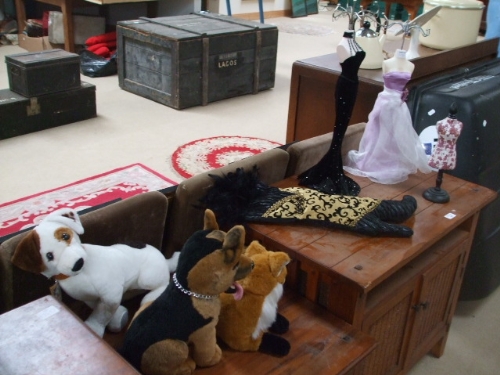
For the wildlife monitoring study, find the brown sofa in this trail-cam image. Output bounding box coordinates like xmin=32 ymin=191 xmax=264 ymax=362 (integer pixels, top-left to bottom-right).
xmin=0 ymin=123 xmax=366 ymax=315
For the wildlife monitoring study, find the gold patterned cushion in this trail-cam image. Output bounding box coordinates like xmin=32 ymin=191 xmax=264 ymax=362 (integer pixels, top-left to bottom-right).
xmin=263 ymin=187 xmax=381 ymax=227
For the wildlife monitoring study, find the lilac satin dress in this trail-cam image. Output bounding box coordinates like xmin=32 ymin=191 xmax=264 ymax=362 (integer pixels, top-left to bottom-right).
xmin=344 ymin=71 xmax=431 ymax=184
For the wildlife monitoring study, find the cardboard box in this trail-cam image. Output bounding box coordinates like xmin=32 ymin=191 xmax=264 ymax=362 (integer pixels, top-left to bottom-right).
xmin=48 ymin=12 xmax=105 ymax=45
xmin=18 ymin=34 xmax=62 ymax=52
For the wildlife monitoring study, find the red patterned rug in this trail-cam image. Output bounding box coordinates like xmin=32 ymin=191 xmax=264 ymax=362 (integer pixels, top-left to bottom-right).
xmin=171 ymin=136 xmax=282 ymax=179
xmin=0 ymin=163 xmax=177 ymax=239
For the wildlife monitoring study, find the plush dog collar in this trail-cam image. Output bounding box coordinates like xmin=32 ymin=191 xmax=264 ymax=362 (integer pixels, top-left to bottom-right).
xmin=172 ymin=273 xmax=217 ymax=300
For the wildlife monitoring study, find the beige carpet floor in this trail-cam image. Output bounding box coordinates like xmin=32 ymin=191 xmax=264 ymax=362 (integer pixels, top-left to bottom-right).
xmin=1 ymin=9 xmax=499 ymax=375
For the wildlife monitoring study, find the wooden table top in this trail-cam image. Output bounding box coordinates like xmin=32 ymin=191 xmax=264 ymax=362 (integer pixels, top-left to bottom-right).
xmin=0 ymin=296 xmax=140 ymax=375
xmin=247 ymin=172 xmax=496 ymax=293
xmin=293 ymin=38 xmax=499 ymax=88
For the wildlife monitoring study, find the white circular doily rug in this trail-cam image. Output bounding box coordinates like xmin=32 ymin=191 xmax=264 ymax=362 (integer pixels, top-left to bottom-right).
xmin=171 ymin=136 xmax=282 ymax=179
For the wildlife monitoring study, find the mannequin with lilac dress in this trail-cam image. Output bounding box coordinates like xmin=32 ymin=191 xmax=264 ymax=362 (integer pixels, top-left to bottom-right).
xmin=344 ymin=49 xmax=431 ymax=184
xmin=298 ymin=30 xmax=365 ymax=196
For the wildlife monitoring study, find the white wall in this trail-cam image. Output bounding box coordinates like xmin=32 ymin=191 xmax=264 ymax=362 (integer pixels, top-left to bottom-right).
xmin=207 ymin=0 xmax=290 ymax=15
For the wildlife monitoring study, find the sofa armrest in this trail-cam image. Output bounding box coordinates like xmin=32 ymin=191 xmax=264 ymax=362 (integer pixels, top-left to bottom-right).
xmin=0 ymin=191 xmax=168 ymax=314
xmin=163 ymin=148 xmax=290 ymax=256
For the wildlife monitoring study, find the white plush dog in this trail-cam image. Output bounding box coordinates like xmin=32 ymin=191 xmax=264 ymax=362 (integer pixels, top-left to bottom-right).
xmin=11 ymin=208 xmax=179 ymax=337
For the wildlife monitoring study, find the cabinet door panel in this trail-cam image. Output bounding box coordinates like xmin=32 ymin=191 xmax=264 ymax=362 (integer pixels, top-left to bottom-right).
xmin=406 ymin=240 xmax=468 ymax=367
xmin=356 ymin=283 xmax=417 ymax=375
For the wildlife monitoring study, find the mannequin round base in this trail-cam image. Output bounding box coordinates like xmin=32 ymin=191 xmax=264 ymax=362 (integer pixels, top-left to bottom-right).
xmin=423 ymin=187 xmax=450 ymax=204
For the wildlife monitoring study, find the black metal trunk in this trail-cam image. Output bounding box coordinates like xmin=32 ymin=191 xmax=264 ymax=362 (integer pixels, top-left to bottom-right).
xmin=116 ymin=13 xmax=278 ymax=110
xmin=0 ymin=83 xmax=96 ymax=140
xmin=5 ymin=49 xmax=81 ymax=97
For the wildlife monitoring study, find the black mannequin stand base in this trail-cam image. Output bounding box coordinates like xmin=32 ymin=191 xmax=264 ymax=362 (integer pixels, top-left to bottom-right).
xmin=423 ymin=186 xmax=450 ymax=204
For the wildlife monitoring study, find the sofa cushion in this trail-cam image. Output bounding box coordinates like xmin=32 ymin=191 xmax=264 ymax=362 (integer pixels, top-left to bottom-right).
xmin=285 ymin=122 xmax=366 ymax=177
xmin=164 ymin=147 xmax=290 ymax=256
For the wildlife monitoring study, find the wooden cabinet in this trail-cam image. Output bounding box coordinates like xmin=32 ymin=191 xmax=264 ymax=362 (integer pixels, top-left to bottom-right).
xmin=355 ymin=229 xmax=469 ymax=375
xmin=247 ymin=171 xmax=496 ymax=375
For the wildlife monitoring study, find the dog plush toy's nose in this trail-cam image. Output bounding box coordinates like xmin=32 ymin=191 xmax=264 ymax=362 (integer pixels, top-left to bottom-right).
xmin=72 ymin=258 xmax=84 ymax=272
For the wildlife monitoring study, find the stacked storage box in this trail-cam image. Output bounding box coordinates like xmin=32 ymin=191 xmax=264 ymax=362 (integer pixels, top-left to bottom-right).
xmin=1 ymin=49 xmax=97 ymax=140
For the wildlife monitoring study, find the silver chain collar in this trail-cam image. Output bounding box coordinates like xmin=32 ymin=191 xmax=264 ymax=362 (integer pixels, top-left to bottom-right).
xmin=172 ymin=273 xmax=217 ymax=300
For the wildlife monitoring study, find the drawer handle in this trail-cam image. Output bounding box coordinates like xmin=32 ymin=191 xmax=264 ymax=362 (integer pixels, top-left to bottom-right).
xmin=412 ymin=302 xmax=430 ymax=312
xmin=9 ymin=66 xmax=20 ymax=76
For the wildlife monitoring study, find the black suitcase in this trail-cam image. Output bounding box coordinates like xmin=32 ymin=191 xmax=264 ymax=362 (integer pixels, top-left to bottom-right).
xmin=0 ymin=82 xmax=96 ymax=140
xmin=408 ymin=58 xmax=500 ymax=300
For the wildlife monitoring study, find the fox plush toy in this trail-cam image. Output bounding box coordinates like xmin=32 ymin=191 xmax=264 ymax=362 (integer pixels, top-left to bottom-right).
xmin=217 ymin=240 xmax=291 ymax=356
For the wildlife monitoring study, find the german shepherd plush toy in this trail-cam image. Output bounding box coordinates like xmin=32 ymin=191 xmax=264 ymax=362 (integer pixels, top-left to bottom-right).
xmin=217 ymin=240 xmax=291 ymax=356
xmin=120 ymin=209 xmax=254 ymax=375
xmin=11 ymin=208 xmax=179 ymax=337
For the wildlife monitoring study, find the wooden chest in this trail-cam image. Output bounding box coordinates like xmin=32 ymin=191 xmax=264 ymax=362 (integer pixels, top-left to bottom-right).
xmin=0 ymin=82 xmax=96 ymax=140
xmin=116 ymin=13 xmax=278 ymax=109
xmin=5 ymin=49 xmax=81 ymax=97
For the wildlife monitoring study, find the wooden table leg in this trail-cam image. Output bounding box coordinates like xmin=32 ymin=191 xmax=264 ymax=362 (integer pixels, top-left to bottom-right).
xmin=14 ymin=0 xmax=27 ymax=34
xmin=60 ymin=0 xmax=75 ymax=52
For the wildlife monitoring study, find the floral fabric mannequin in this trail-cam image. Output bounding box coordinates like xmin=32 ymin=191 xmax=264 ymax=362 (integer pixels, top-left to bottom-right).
xmin=428 ymin=109 xmax=463 ymax=170
xmin=423 ymin=103 xmax=463 ymax=203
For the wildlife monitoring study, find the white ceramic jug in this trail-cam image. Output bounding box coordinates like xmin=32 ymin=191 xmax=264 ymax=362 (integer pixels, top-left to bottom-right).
xmin=355 ymin=21 xmax=386 ymax=70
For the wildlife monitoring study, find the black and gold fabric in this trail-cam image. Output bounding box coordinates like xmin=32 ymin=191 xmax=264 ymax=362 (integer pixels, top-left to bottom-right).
xmin=263 ymin=187 xmax=380 ymax=227
xmin=200 ymin=167 xmax=418 ymax=238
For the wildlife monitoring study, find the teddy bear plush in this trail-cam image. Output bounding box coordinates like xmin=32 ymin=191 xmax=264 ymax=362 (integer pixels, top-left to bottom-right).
xmin=217 ymin=240 xmax=291 ymax=357
xmin=11 ymin=208 xmax=179 ymax=337
xmin=119 ymin=209 xmax=255 ymax=375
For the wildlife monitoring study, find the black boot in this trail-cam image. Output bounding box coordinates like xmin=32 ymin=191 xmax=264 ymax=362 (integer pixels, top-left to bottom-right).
xmin=355 ymin=214 xmax=414 ymax=237
xmin=372 ymin=195 xmax=417 ymax=223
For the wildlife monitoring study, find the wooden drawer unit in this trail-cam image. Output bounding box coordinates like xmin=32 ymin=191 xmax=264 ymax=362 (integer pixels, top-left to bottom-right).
xmin=247 ymin=171 xmax=496 ymax=375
